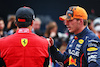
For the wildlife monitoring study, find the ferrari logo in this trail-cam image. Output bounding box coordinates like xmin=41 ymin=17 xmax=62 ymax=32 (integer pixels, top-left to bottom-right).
xmin=21 ymin=38 xmax=28 ymax=47
xmin=69 ymin=56 xmax=77 ymax=66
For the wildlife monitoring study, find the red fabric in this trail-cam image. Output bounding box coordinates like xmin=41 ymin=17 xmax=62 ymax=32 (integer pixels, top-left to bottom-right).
xmin=0 ymin=28 xmax=49 ymax=67
xmin=64 ymin=58 xmax=69 ymax=64
xmin=80 ymin=53 xmax=84 ymax=67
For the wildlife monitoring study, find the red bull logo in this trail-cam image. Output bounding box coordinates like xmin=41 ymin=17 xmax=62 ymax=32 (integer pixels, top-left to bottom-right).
xmin=69 ymin=55 xmax=77 ymax=66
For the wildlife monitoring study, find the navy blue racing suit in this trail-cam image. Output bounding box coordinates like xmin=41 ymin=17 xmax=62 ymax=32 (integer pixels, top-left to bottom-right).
xmin=50 ymin=27 xmax=100 ymax=67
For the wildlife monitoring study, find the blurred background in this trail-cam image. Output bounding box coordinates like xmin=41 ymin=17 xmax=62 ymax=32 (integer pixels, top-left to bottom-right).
xmin=0 ymin=0 xmax=99 ymax=32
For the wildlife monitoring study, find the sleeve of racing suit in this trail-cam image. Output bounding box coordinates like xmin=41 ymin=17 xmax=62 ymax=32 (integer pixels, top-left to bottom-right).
xmin=50 ymin=45 xmax=69 ymax=65
xmin=87 ymin=42 xmax=100 ymax=67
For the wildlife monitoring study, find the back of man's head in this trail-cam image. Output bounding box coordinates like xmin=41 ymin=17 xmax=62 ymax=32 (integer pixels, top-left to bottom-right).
xmin=16 ymin=6 xmax=35 ymax=28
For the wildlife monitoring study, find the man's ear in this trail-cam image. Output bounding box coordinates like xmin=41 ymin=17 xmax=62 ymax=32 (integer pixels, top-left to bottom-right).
xmin=15 ymin=24 xmax=17 ymax=26
xmin=31 ymin=20 xmax=34 ymax=26
xmin=80 ymin=18 xmax=83 ymax=22
xmin=79 ymin=18 xmax=84 ymax=25
xmin=14 ymin=20 xmax=17 ymax=26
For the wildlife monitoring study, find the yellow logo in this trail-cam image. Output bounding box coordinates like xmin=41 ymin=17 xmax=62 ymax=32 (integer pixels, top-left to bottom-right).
xmin=87 ymin=47 xmax=98 ymax=51
xmin=78 ymin=39 xmax=84 ymax=44
xmin=21 ymin=38 xmax=28 ymax=47
xmin=69 ymin=56 xmax=77 ymax=66
xmin=57 ymin=48 xmax=59 ymax=51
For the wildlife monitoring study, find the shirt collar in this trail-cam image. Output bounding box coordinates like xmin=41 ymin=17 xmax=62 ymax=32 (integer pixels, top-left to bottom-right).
xmin=16 ymin=28 xmax=32 ymax=34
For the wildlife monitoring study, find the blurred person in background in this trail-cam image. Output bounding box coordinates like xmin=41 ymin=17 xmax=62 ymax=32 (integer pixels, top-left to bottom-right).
xmin=7 ymin=15 xmax=17 ymax=35
xmin=44 ymin=21 xmax=62 ymax=49
xmin=0 ymin=17 xmax=7 ymax=38
xmin=0 ymin=7 xmax=49 ymax=67
xmin=88 ymin=19 xmax=96 ymax=33
xmin=44 ymin=21 xmax=68 ymax=67
xmin=48 ymin=6 xmax=100 ymax=67
xmin=88 ymin=14 xmax=97 ymax=33
xmin=44 ymin=21 xmax=60 ymax=67
xmin=93 ymin=17 xmax=100 ymax=39
xmin=32 ymin=17 xmax=44 ymax=36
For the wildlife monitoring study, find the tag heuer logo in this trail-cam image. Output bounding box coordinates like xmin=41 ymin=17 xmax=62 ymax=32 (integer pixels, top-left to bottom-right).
xmin=21 ymin=38 xmax=28 ymax=47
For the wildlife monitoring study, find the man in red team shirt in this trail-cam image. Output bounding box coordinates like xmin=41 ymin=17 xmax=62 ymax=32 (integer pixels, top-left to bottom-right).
xmin=0 ymin=7 xmax=49 ymax=67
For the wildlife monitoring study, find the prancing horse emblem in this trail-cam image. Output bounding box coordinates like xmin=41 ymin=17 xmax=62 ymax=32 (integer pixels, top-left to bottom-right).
xmin=21 ymin=38 xmax=28 ymax=47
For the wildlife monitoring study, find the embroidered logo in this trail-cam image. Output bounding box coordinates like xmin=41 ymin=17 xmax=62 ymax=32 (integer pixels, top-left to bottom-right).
xmin=78 ymin=39 xmax=84 ymax=44
xmin=87 ymin=47 xmax=98 ymax=51
xmin=69 ymin=55 xmax=77 ymax=66
xmin=21 ymin=38 xmax=28 ymax=47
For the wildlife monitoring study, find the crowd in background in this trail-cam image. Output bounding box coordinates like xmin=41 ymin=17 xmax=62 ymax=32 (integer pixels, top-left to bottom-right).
xmin=0 ymin=12 xmax=100 ymax=67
